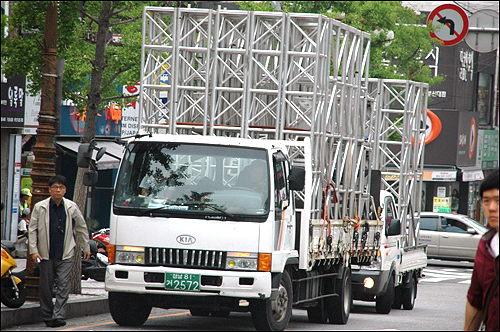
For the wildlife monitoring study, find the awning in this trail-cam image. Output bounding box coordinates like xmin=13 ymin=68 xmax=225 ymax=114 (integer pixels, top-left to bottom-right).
xmin=459 ymin=167 xmax=484 ymax=182
xmin=56 ymin=139 xmax=124 ymax=170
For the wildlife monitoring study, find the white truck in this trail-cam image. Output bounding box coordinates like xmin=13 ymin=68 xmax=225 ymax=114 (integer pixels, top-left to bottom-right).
xmin=350 ymin=79 xmax=429 ymax=314
xmin=87 ymin=7 xmax=427 ymax=331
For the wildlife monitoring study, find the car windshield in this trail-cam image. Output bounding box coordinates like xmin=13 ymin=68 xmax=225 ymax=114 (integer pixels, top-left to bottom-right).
xmin=113 ymin=141 xmax=270 ymax=221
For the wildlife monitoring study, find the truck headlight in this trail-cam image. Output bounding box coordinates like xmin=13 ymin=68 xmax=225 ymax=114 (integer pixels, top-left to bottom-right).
xmin=226 ymin=252 xmax=258 ymax=271
xmin=115 ymin=246 xmax=145 ymax=265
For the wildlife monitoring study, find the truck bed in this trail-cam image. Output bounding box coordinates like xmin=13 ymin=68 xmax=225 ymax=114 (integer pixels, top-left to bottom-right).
xmin=400 ymin=245 xmax=427 ymax=273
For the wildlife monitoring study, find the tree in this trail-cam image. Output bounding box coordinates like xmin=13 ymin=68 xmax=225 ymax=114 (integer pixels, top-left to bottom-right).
xmin=3 ymin=0 xmax=150 ymax=294
xmin=236 ymin=1 xmax=444 ymax=86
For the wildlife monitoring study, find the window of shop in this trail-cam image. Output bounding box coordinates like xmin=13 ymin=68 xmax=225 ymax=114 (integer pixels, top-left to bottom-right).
xmin=476 ymin=72 xmax=492 ymax=125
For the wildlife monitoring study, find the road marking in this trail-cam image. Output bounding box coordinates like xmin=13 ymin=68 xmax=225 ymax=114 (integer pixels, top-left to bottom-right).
xmin=60 ymin=311 xmax=191 ymax=331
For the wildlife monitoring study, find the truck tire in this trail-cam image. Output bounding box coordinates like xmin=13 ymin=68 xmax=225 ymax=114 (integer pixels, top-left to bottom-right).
xmin=307 ymin=298 xmax=328 ymax=323
xmin=211 ymin=309 xmax=231 ymax=318
xmin=325 ymin=267 xmax=351 ymax=324
xmin=392 ymin=287 xmax=402 ymax=309
xmin=401 ymin=277 xmax=417 ymax=310
xmin=109 ymin=292 xmax=152 ymax=326
xmin=376 ymin=274 xmax=394 ymax=314
xmin=251 ymin=270 xmax=292 ymax=331
xmin=190 ymin=308 xmax=210 ymax=316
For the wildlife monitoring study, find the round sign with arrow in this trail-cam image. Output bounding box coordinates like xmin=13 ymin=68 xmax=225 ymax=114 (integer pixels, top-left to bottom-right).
xmin=427 ymin=4 xmax=469 ymax=46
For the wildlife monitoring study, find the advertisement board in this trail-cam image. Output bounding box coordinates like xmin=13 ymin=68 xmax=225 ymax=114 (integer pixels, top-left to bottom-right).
xmin=1 ymin=75 xmax=26 ymax=128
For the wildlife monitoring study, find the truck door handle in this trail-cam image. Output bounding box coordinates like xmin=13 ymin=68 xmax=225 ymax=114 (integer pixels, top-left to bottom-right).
xmin=441 ymin=234 xmax=449 ymax=238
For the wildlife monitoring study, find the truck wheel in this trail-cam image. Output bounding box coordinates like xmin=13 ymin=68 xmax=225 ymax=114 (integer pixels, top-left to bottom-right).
xmin=109 ymin=292 xmax=152 ymax=326
xmin=392 ymin=287 xmax=402 ymax=309
xmin=376 ymin=275 xmax=394 ymax=314
xmin=402 ymin=277 xmax=417 ymax=310
xmin=325 ymin=267 xmax=352 ymax=324
xmin=307 ymin=298 xmax=328 ymax=323
xmin=211 ymin=309 xmax=231 ymax=318
xmin=190 ymin=308 xmax=210 ymax=316
xmin=251 ymin=270 xmax=292 ymax=331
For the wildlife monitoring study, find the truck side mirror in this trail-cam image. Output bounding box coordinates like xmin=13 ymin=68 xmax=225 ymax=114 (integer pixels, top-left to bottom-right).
xmin=77 ymin=143 xmax=91 ymax=168
xmin=386 ymin=219 xmax=401 ymax=236
xmin=83 ymin=170 xmax=98 ymax=186
xmin=95 ymin=147 xmax=107 ymax=161
xmin=289 ymin=167 xmax=305 ymax=191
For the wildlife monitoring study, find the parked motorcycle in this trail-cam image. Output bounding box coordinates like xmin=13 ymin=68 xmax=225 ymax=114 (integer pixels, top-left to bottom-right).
xmin=81 ymin=239 xmax=108 ymax=282
xmin=91 ymin=228 xmax=110 ymax=255
xmin=1 ymin=240 xmax=27 ymax=308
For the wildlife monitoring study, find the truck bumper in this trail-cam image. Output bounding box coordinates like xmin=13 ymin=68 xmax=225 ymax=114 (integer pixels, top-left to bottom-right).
xmin=105 ymin=264 xmax=272 ymax=299
xmin=351 ymin=268 xmax=390 ymax=297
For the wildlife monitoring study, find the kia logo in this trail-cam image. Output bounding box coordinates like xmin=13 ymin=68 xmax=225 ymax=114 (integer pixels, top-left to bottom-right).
xmin=176 ymin=235 xmax=196 ymax=245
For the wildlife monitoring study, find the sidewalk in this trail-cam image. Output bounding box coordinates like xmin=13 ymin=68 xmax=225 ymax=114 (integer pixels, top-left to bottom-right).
xmin=1 ymin=258 xmax=109 ymax=329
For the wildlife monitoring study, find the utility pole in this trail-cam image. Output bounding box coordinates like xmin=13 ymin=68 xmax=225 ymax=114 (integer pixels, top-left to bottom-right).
xmin=25 ymin=1 xmax=58 ymax=301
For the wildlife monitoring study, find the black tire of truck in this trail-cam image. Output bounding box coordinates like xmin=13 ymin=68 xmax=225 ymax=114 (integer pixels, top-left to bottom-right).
xmin=307 ymin=297 xmax=328 ymax=323
xmin=109 ymin=292 xmax=152 ymax=326
xmin=401 ymin=276 xmax=417 ymax=310
xmin=376 ymin=274 xmax=395 ymax=314
xmin=211 ymin=309 xmax=231 ymax=317
xmin=251 ymin=270 xmax=293 ymax=331
xmin=392 ymin=286 xmax=402 ymax=309
xmin=325 ymin=267 xmax=352 ymax=324
xmin=190 ymin=308 xmax=210 ymax=316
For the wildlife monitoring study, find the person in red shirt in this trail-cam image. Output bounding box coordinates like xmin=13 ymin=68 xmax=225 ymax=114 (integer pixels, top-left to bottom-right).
xmin=464 ymin=168 xmax=499 ymax=331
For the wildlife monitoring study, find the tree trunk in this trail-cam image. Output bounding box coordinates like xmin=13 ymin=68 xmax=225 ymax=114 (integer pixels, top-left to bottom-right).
xmin=70 ymin=1 xmax=112 ymax=294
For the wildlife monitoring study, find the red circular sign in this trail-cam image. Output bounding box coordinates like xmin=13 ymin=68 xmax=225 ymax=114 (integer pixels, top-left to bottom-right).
xmin=427 ymin=4 xmax=469 ymax=46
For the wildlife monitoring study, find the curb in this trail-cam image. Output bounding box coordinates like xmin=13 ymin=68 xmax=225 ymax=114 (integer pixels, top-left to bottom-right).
xmin=1 ymin=296 xmax=109 ymax=329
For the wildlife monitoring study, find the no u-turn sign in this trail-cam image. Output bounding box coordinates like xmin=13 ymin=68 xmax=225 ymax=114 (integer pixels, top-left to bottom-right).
xmin=427 ymin=4 xmax=469 ymax=46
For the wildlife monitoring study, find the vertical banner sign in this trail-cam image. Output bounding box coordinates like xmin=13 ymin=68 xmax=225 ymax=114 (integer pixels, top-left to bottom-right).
xmin=427 ymin=4 xmax=469 ymax=46
xmin=121 ymin=84 xmax=140 ymax=138
xmin=6 ymin=135 xmax=22 ymax=241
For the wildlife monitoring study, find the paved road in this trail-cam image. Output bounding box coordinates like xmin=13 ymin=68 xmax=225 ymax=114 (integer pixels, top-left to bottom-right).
xmin=4 ymin=261 xmax=473 ymax=331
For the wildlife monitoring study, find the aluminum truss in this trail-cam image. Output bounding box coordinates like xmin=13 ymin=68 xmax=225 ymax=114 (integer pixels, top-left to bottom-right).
xmin=367 ymin=78 xmax=429 ymax=247
xmin=139 ymin=7 xmax=372 ymax=222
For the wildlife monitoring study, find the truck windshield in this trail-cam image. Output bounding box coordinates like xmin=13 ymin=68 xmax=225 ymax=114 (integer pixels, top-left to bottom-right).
xmin=113 ymin=141 xmax=270 ymax=221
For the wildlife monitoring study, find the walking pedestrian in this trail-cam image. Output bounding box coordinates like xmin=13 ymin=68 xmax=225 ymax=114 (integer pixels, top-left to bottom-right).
xmin=464 ymin=168 xmax=499 ymax=331
xmin=28 ymin=175 xmax=91 ymax=328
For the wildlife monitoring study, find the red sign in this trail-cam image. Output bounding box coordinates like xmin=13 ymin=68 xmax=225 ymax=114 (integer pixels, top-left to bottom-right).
xmin=427 ymin=4 xmax=469 ymax=46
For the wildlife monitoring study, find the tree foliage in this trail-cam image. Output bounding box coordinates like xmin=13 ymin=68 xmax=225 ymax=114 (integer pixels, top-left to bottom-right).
xmin=2 ymin=1 xmax=143 ymax=107
xmin=236 ymin=1 xmax=443 ymax=86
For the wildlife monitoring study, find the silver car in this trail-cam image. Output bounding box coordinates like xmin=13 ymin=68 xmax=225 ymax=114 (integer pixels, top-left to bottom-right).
xmin=418 ymin=212 xmax=488 ymax=261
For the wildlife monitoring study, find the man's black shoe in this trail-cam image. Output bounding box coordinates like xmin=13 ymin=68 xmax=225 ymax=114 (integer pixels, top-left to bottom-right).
xmin=45 ymin=320 xmax=57 ymax=327
xmin=45 ymin=319 xmax=66 ymax=327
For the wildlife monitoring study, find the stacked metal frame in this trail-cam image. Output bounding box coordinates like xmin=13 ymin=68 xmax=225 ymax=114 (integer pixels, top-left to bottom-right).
xmin=367 ymin=78 xmax=429 ymax=247
xmin=138 ymin=7 xmax=372 ymax=225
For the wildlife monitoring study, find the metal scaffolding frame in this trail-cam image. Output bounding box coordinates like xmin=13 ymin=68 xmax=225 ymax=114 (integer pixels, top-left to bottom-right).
xmin=367 ymin=78 xmax=429 ymax=246
xmin=138 ymin=7 xmax=373 ymax=222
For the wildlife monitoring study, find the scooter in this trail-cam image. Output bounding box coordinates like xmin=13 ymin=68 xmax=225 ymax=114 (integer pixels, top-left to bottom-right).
xmin=1 ymin=240 xmax=27 ymax=308
xmin=81 ymin=240 xmax=108 ymax=282
xmin=91 ymin=228 xmax=110 ymax=255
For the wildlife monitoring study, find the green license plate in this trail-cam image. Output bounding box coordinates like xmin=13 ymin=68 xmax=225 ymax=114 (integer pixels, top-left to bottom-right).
xmin=165 ymin=273 xmax=200 ymax=292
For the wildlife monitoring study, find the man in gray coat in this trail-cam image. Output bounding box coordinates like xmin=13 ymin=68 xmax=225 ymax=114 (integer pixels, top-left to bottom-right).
xmin=28 ymin=175 xmax=91 ymax=328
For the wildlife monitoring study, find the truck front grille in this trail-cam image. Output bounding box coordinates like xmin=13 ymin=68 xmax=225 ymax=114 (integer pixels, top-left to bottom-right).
xmin=145 ymin=247 xmax=226 ymax=270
